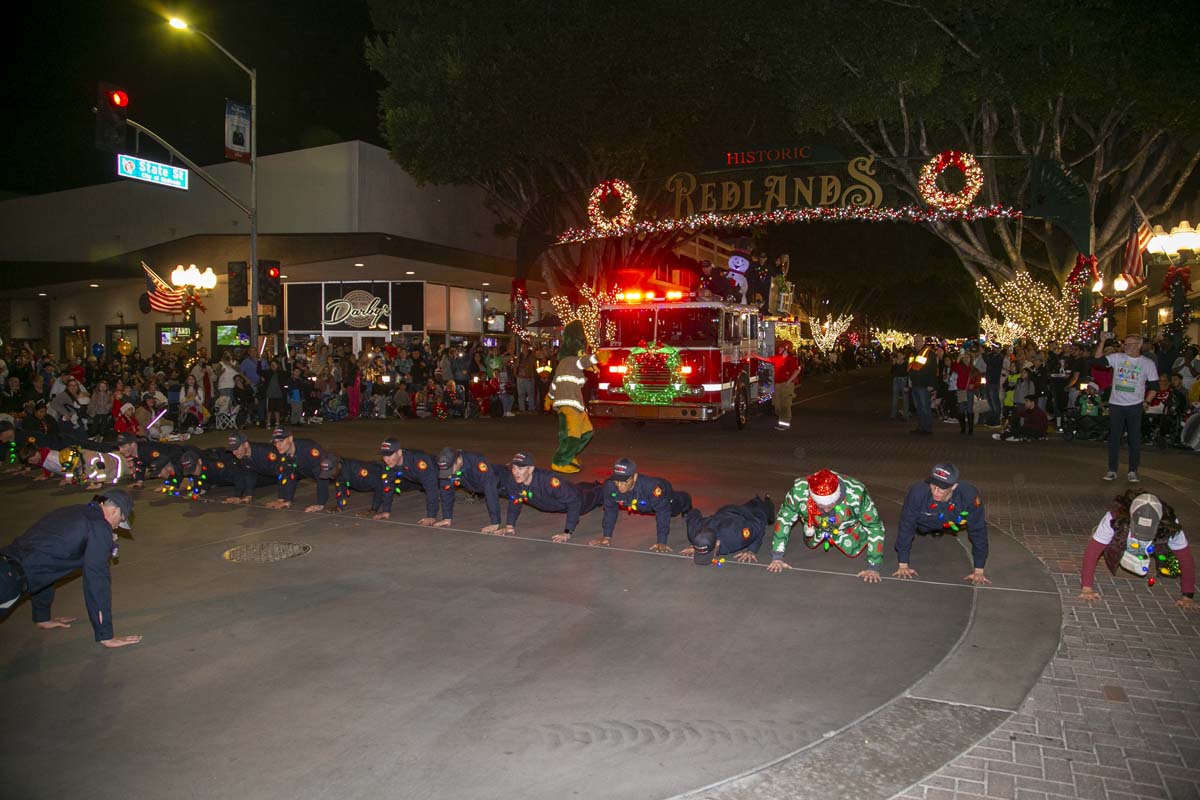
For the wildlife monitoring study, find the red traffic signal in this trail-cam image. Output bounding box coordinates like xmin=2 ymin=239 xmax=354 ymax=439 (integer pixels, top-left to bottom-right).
xmin=109 ymin=89 xmax=129 ymax=108
xmin=267 ymin=265 xmax=280 ymax=279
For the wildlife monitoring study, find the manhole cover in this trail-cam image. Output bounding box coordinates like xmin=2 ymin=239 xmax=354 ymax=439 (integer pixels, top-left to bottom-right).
xmin=223 ymin=542 xmax=311 ymax=564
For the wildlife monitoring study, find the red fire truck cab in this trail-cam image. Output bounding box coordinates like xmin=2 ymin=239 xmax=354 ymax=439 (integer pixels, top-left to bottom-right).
xmin=591 ymin=291 xmax=776 ymax=429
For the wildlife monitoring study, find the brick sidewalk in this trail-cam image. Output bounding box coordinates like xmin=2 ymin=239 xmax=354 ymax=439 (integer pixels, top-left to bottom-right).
xmin=897 ymin=491 xmax=1200 ymax=800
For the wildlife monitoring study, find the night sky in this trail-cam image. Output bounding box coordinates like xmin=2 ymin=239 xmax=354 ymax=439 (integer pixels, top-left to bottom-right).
xmin=6 ymin=0 xmax=382 ymax=196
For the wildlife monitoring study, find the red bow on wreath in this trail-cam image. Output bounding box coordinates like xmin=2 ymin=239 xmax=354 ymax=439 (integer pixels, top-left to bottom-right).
xmin=1163 ymin=265 xmax=1191 ymax=295
xmin=1067 ymin=254 xmax=1099 ymax=286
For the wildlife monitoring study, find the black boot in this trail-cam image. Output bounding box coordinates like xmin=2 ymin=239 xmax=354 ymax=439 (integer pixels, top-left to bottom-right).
xmin=968 ymin=414 xmax=975 ymax=435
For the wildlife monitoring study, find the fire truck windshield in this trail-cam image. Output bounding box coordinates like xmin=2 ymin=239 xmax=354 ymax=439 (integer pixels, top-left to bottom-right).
xmin=656 ymin=308 xmax=720 ymax=346
xmin=604 ymin=308 xmax=655 ymax=347
xmin=602 ymin=306 xmax=721 ymax=347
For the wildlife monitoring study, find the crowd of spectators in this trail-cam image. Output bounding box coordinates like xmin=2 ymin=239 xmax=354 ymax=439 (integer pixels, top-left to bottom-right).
xmin=0 ymin=336 xmax=571 ymax=440
xmin=888 ymin=335 xmax=1200 ymax=447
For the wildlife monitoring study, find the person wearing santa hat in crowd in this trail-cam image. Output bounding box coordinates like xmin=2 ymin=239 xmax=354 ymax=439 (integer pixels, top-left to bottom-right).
xmin=767 ymin=468 xmax=886 ymax=582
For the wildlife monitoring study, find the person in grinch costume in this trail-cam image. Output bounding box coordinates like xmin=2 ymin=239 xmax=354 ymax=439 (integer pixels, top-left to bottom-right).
xmin=548 ymin=320 xmax=609 ymax=473
xmin=767 ymin=468 xmax=886 ymax=583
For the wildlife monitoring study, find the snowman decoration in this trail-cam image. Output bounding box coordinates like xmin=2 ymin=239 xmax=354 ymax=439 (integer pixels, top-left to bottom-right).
xmin=727 ymin=250 xmax=750 ymax=303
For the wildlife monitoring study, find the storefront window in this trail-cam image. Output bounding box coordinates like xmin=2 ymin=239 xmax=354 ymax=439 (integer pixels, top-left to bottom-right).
xmin=449 ymin=287 xmax=481 ymax=332
xmin=424 ymin=283 xmax=447 ymax=331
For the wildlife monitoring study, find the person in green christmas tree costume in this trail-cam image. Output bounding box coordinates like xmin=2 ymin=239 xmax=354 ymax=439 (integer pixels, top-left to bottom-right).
xmin=767 ymin=468 xmax=886 ymax=583
xmin=548 ymin=320 xmax=609 ymax=473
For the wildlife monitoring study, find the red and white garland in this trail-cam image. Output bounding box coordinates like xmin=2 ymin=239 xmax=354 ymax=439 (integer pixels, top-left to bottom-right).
xmin=918 ymin=151 xmax=983 ymax=210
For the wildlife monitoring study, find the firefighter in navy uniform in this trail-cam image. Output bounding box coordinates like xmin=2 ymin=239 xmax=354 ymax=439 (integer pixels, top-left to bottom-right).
xmin=117 ymin=432 xmax=177 ymax=489
xmin=263 ymin=427 xmax=330 ymax=513
xmin=894 ymin=462 xmax=991 ymax=585
xmin=225 ymin=432 xmax=283 ymax=504
xmin=375 ymin=437 xmax=440 ymax=523
xmin=315 ymin=454 xmax=389 ymax=514
xmin=598 ymin=458 xmax=693 ymax=552
xmin=435 ymin=447 xmax=503 ymax=533
xmin=681 ymin=496 xmax=775 ymax=564
xmin=168 ymin=448 xmax=266 ymax=500
xmin=0 ymin=490 xmax=142 ymax=648
xmin=500 ymin=452 xmax=603 ymax=540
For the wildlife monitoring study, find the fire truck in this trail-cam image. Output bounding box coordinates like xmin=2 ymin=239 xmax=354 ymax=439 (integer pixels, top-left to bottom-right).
xmin=590 ymin=290 xmax=776 ymax=429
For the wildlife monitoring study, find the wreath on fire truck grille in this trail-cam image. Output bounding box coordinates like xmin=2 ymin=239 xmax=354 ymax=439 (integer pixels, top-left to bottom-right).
xmin=623 ymin=342 xmax=687 ymax=405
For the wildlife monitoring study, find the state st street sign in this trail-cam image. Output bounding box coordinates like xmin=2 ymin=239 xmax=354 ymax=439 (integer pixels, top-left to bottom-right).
xmin=117 ymin=154 xmax=189 ymax=190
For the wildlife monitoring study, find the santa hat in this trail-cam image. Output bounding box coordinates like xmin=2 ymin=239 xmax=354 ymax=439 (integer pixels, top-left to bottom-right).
xmin=807 ymin=469 xmax=842 ymax=506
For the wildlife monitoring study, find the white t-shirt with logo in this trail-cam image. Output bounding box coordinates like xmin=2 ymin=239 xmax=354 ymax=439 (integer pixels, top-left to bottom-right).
xmin=1104 ymin=353 xmax=1158 ymax=407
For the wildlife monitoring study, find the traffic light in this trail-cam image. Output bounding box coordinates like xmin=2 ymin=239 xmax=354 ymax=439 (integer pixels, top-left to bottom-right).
xmin=257 ymin=260 xmax=282 ymax=305
xmin=95 ymin=81 xmax=129 ymax=153
xmin=227 ymin=261 xmax=248 ymax=306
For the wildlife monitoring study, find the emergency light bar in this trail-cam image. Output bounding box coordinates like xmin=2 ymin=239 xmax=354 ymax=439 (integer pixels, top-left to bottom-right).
xmin=615 ymin=290 xmax=691 ymax=302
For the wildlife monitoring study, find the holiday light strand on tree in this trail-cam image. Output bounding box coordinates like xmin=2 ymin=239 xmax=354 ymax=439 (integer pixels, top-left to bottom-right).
xmin=976 ymin=273 xmax=1078 ymax=348
xmin=555 ymin=203 xmax=1022 ymax=245
xmin=509 ymin=285 xmax=535 ymax=341
xmin=550 ymin=285 xmax=619 ymax=348
xmin=812 ymin=314 xmax=854 ymax=355
xmin=871 ymin=328 xmax=915 ymax=350
xmin=979 ymin=315 xmax=1025 ymax=346
xmin=918 ymin=151 xmax=984 ymax=210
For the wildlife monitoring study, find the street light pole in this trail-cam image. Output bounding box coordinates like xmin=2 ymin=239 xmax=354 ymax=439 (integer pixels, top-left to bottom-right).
xmin=170 ymin=18 xmax=260 ymax=355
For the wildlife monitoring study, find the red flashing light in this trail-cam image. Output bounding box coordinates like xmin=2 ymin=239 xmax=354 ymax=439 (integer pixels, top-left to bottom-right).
xmin=109 ymin=90 xmax=129 ymax=108
xmin=267 ymin=266 xmax=280 ymax=279
xmin=666 ymin=290 xmax=683 ymax=300
xmin=679 ymin=365 xmax=693 ymax=375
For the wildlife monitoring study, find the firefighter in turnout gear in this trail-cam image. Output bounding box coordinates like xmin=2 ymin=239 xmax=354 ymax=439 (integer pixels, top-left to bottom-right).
xmin=548 ymin=320 xmax=610 ymax=473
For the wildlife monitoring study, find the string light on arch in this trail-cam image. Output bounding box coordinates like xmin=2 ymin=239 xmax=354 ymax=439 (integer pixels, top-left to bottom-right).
xmin=812 ymin=313 xmax=853 ymax=355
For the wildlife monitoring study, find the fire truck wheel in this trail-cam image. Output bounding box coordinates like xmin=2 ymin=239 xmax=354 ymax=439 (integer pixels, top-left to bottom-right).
xmin=725 ymin=380 xmax=750 ymax=430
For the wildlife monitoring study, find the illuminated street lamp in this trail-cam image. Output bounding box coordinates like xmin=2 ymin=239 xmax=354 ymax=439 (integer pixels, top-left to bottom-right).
xmin=171 ymin=264 xmax=217 ymax=292
xmin=169 ymin=14 xmax=259 ymax=349
xmin=1113 ymin=275 xmax=1129 ymax=293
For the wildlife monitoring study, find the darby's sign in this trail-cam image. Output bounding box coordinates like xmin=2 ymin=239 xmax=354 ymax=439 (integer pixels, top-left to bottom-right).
xmin=324 ymin=290 xmax=390 ymax=329
xmin=663 ymin=155 xmax=884 ymax=218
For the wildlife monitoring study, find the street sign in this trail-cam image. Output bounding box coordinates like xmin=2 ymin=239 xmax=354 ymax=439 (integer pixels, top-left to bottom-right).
xmin=116 ymin=154 xmax=189 ymax=190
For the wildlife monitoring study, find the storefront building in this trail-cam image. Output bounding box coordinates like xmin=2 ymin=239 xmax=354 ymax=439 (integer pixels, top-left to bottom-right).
xmin=0 ymin=140 xmax=548 ymax=358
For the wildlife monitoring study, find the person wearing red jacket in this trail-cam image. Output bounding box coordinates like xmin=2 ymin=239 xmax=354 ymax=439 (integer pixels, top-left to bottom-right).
xmin=766 ymin=341 xmax=801 ymax=432
xmin=112 ymin=402 xmax=142 ymax=437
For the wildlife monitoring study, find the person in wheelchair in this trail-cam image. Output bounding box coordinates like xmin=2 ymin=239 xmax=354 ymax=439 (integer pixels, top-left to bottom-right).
xmin=1143 ymin=374 xmax=1183 ymax=445
xmin=1073 ymin=382 xmax=1108 ymax=440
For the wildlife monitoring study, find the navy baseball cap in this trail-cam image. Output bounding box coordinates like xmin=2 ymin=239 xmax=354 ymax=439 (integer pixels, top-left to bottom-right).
xmin=271 ymin=427 xmax=293 ymax=441
xmin=610 ymin=458 xmax=637 ymax=480
xmin=116 ymin=432 xmax=138 ymax=446
xmin=689 ymin=525 xmax=718 ymax=565
xmin=179 ymin=451 xmax=200 ymax=474
xmin=317 ymin=454 xmax=339 ymax=480
xmin=929 ymin=463 xmax=959 ymax=489
xmin=226 ymin=432 xmax=248 ymax=450
xmin=436 ymin=447 xmax=458 ymax=479
xmin=99 ymin=489 xmax=134 ymax=530
xmin=510 ymin=451 xmax=535 ymax=467
xmin=379 ymin=437 xmax=402 ymax=456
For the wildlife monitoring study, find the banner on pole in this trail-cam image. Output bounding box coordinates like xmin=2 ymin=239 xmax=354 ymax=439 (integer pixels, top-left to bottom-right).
xmin=224 ymin=99 xmax=250 ymax=163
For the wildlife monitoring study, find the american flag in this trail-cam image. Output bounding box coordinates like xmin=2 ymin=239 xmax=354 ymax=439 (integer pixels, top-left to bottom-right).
xmin=1120 ymin=210 xmax=1153 ymax=287
xmin=143 ymin=262 xmax=187 ymax=313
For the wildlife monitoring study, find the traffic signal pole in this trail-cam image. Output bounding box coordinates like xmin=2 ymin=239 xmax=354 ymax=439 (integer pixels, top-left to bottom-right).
xmin=123 ymin=119 xmax=250 ymax=216
xmin=250 ymin=66 xmax=259 ymax=357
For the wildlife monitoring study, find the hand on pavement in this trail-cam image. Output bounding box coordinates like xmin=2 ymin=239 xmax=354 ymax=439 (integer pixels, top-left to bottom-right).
xmin=892 ymin=565 xmax=919 ymax=579
xmin=372 ymin=512 xmax=391 ymax=520
xmin=303 ymin=505 xmax=324 ymax=513
xmin=1078 ymin=587 xmax=1101 ymax=603
xmin=264 ymin=499 xmax=291 ymax=510
xmin=222 ymin=496 xmax=250 ymax=504
xmin=963 ymin=570 xmax=992 ymax=586
xmin=1176 ymin=596 xmax=1197 ymax=612
xmin=36 ymin=617 xmax=76 ymax=630
xmin=648 ymin=543 xmax=672 ymax=553
xmin=767 ymin=560 xmax=790 ymax=573
xmin=480 ymin=524 xmax=500 ymax=534
xmin=498 ymin=525 xmax=515 ymax=536
xmin=733 ymin=551 xmax=758 ymax=563
xmin=417 ymin=517 xmax=437 ymax=526
xmin=131 ymin=481 xmax=143 ymax=489
xmin=858 ymin=569 xmax=882 ymax=583
xmin=551 ymin=532 xmax=571 ymax=543
xmin=589 ymin=537 xmax=611 ymax=547
xmin=434 ymin=519 xmax=453 ymax=528
xmin=679 ymin=546 xmax=695 ymax=557
xmin=100 ymin=635 xmax=142 ymax=648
